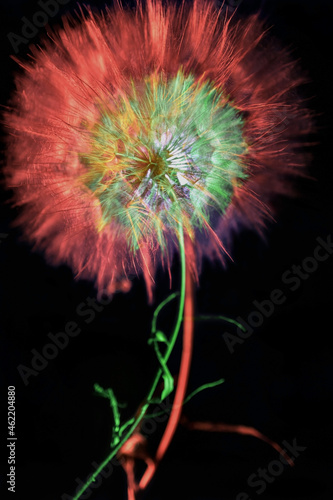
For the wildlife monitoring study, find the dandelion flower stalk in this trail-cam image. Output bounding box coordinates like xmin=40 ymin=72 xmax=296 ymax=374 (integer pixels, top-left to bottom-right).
xmin=73 ymin=221 xmax=188 ymax=500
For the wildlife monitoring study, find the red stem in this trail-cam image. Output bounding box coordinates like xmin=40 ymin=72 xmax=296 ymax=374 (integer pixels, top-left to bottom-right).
xmin=138 ymin=250 xmax=194 ymax=491
xmin=181 ymin=418 xmax=294 ymax=467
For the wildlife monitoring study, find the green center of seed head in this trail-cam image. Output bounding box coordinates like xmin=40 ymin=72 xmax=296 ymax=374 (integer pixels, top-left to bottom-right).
xmin=81 ymin=70 xmax=248 ymax=251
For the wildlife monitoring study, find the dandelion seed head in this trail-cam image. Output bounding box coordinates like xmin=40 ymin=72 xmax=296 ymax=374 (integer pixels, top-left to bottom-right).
xmin=4 ymin=0 xmax=312 ymax=298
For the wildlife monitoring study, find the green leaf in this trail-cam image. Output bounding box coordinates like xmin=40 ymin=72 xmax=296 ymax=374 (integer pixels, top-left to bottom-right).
xmin=161 ymin=362 xmax=174 ymax=400
xmin=155 ymin=330 xmax=169 ymax=344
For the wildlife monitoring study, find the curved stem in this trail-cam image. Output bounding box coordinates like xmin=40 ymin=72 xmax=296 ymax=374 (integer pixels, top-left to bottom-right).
xmin=181 ymin=418 xmax=294 ymax=467
xmin=73 ymin=224 xmax=186 ymax=500
xmin=138 ymin=236 xmax=194 ymax=491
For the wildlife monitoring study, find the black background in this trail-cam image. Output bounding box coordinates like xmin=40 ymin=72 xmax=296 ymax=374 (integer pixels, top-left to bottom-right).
xmin=1 ymin=1 xmax=333 ymax=499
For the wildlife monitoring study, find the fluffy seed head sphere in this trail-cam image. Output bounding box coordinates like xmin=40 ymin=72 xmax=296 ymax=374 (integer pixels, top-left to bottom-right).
xmin=4 ymin=0 xmax=312 ymax=299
